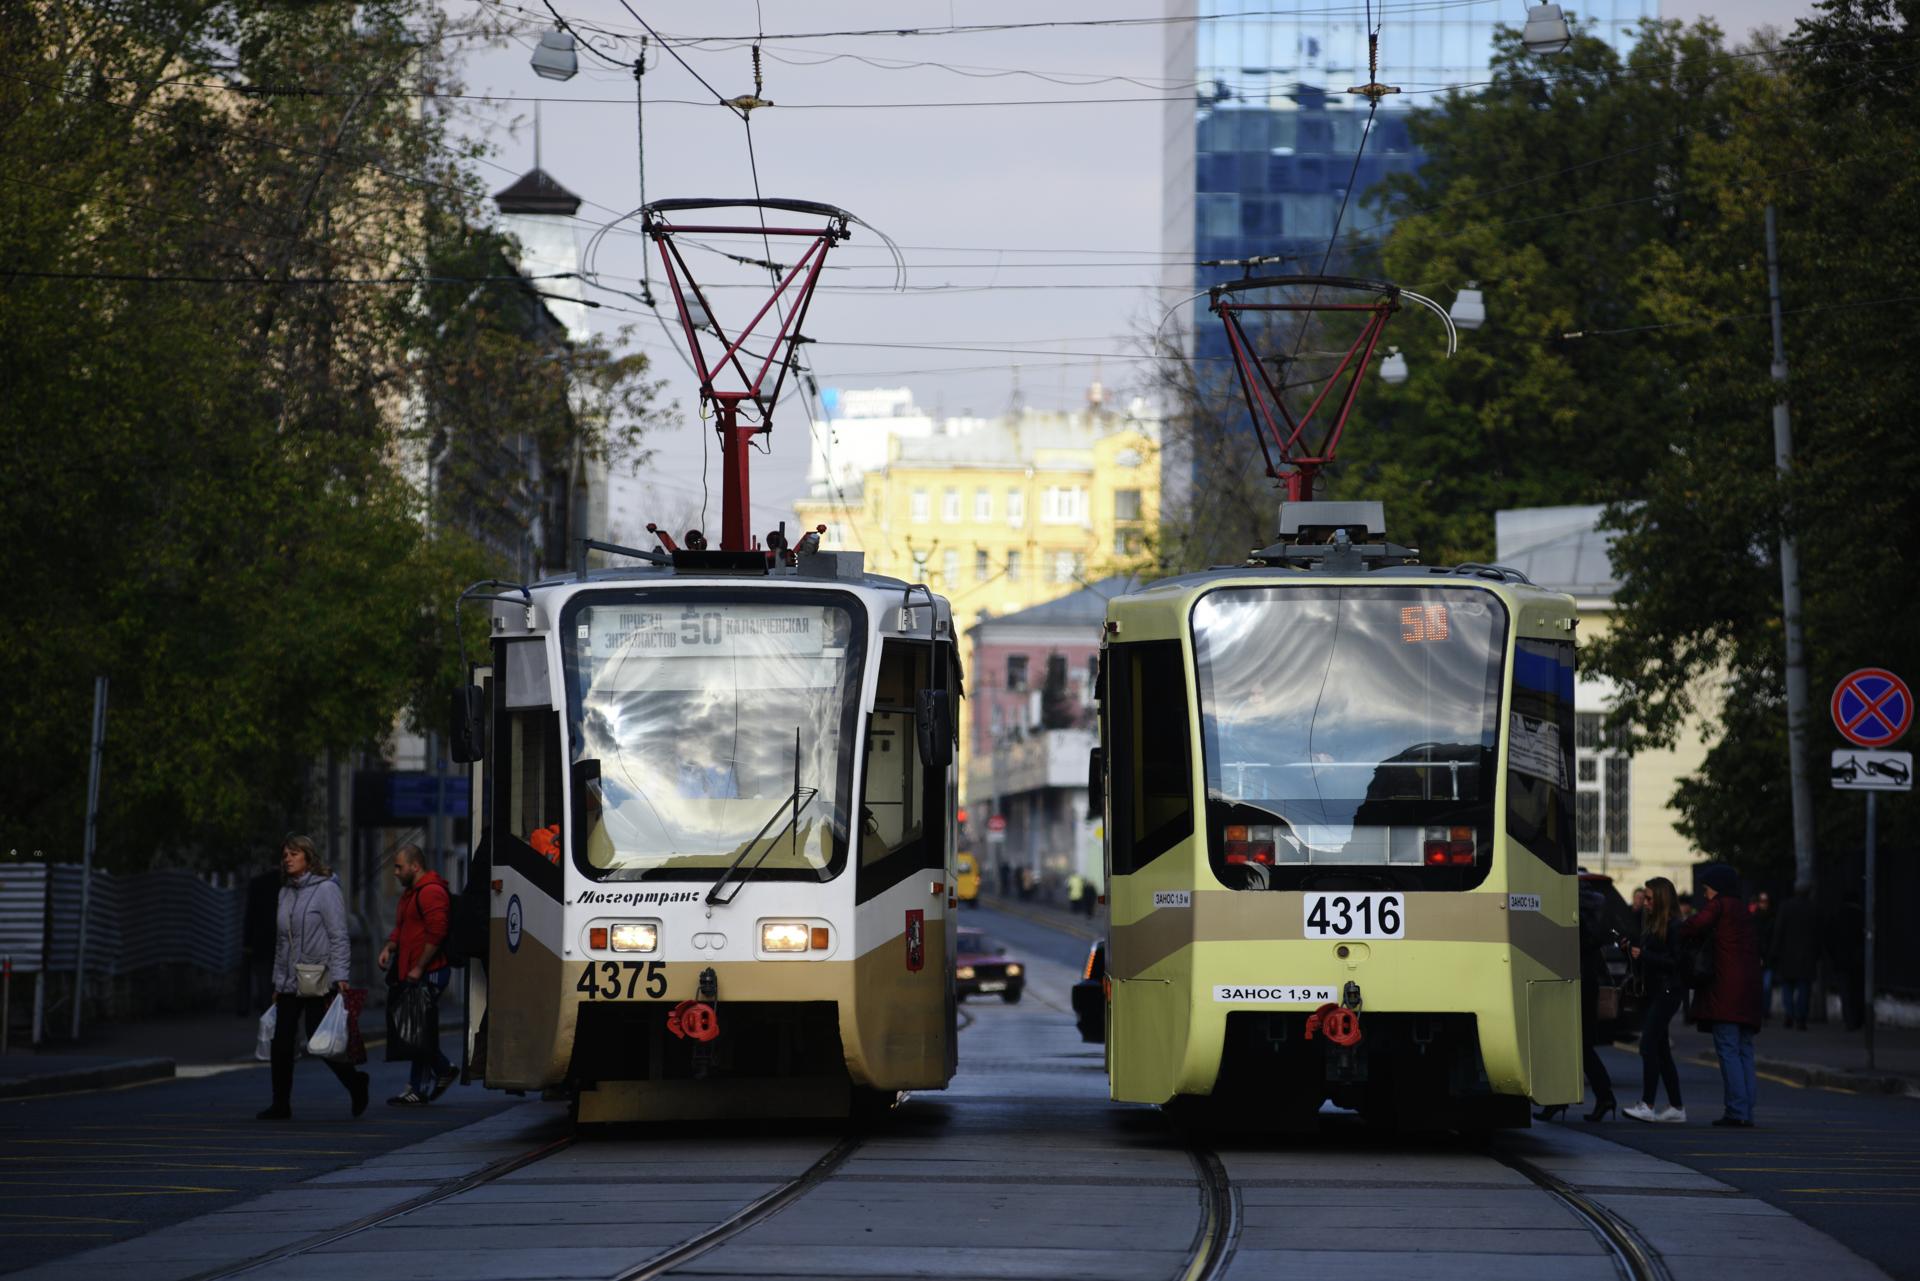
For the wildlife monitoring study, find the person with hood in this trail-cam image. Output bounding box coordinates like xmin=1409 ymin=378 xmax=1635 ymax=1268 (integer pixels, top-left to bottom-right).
xmin=378 ymin=843 xmax=456 ymax=1107
xmin=260 ymin=835 xmax=368 ymax=1120
xmin=1680 ymin=863 xmax=1765 ymax=1127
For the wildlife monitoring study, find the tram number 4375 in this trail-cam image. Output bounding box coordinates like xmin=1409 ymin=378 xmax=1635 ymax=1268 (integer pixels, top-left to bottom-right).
xmin=576 ymin=960 xmax=668 ymax=999
xmin=1303 ymin=892 xmax=1405 ymax=940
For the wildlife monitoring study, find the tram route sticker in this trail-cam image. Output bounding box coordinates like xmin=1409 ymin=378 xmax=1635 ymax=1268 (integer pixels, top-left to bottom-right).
xmin=1507 ymin=714 xmax=1568 ymax=787
xmin=1153 ymin=891 xmax=1192 ymax=909
xmin=904 ymin=908 xmax=924 ymax=972
xmin=1832 ymin=668 xmax=1912 ymax=748
xmin=1214 ymin=985 xmax=1337 ymax=1005
xmin=506 ymin=894 xmax=523 ymax=954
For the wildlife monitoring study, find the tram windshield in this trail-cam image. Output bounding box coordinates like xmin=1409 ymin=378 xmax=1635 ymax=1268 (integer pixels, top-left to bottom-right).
xmin=1192 ymin=586 xmax=1506 ymax=889
xmin=563 ymin=592 xmax=865 ymax=882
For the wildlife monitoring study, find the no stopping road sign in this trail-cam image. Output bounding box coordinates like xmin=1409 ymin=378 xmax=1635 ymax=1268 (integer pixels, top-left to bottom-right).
xmin=1832 ymin=668 xmax=1912 ymax=748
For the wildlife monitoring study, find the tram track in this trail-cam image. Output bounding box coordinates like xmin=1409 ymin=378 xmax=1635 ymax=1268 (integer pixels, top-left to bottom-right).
xmin=1179 ymin=1146 xmax=1242 ymax=1281
xmin=1495 ymin=1146 xmax=1673 ymax=1281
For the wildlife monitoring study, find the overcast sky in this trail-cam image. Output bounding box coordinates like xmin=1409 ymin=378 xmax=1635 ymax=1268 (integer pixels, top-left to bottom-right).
xmin=443 ymin=1 xmax=1816 ymax=542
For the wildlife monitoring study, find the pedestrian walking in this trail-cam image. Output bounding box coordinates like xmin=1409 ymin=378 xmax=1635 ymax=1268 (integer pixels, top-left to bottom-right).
xmin=1623 ymin=877 xmax=1686 ymax=1124
xmin=1537 ymin=885 xmax=1617 ymax=1123
xmin=1770 ymin=889 xmax=1819 ymax=1030
xmin=379 ymin=843 xmax=458 ymax=1107
xmin=1680 ymin=863 xmax=1764 ymax=1127
xmin=258 ymin=835 xmax=369 ymax=1120
xmin=1067 ymin=872 xmax=1087 ymax=915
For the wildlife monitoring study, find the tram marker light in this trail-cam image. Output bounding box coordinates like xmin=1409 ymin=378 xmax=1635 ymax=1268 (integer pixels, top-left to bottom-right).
xmin=610 ymin=923 xmax=658 ymax=952
xmin=810 ymin=926 xmax=831 ymax=950
xmin=589 ymin=927 xmax=608 ymax=950
xmin=762 ymin=922 xmax=810 ymax=952
xmin=1224 ymin=824 xmax=1276 ymax=865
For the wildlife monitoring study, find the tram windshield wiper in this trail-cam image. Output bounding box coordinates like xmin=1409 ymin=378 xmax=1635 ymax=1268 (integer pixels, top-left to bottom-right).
xmin=706 ymin=728 xmax=817 ymax=907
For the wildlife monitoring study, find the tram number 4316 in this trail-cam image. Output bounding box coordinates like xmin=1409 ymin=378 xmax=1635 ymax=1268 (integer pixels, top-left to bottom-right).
xmin=1303 ymin=892 xmax=1405 ymax=940
xmin=576 ymin=960 xmax=668 ymax=1000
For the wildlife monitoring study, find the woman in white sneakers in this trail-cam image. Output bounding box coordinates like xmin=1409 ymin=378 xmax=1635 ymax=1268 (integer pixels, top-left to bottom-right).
xmin=1624 ymin=877 xmax=1686 ymax=1124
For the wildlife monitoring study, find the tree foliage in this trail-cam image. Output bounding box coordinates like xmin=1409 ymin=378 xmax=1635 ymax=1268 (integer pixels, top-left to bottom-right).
xmin=0 ymin=1 xmax=658 ymax=868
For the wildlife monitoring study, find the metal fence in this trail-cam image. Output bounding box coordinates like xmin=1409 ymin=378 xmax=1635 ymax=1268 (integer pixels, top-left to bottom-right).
xmin=0 ymin=862 xmax=240 ymax=977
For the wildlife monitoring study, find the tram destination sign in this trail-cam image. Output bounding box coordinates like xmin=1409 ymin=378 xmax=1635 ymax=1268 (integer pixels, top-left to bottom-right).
xmin=1831 ymin=667 xmax=1912 ymax=748
xmin=1831 ymin=750 xmax=1913 ymax=792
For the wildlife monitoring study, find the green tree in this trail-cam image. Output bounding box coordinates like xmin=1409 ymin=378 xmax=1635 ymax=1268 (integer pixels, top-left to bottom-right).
xmin=0 ymin=1 xmax=657 ymax=868
xmin=1587 ymin=0 xmax=1920 ymax=886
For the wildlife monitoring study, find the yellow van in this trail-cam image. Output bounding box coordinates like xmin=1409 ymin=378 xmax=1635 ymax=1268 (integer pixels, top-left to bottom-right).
xmin=954 ymin=852 xmax=981 ymax=905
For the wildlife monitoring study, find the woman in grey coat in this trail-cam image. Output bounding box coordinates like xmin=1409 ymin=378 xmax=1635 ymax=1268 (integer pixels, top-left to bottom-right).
xmin=259 ymin=835 xmax=369 ymax=1119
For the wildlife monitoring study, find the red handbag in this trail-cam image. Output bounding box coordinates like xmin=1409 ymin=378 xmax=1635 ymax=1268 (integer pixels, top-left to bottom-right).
xmin=341 ymin=988 xmax=369 ymax=1065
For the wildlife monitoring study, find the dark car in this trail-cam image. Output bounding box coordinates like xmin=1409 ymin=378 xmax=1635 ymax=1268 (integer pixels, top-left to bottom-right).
xmin=1071 ymin=939 xmax=1106 ymax=1043
xmin=956 ymin=929 xmax=1025 ymax=1003
xmin=1580 ymin=871 xmax=1643 ymax=1044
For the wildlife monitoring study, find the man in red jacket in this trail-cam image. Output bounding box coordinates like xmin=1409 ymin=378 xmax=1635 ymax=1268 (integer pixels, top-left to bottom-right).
xmin=1681 ymin=863 xmax=1764 ymax=1127
xmin=378 ymin=844 xmax=456 ymax=1107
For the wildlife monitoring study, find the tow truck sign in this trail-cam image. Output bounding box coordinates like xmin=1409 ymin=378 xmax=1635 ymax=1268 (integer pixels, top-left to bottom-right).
xmin=1832 ymin=750 xmax=1913 ymax=792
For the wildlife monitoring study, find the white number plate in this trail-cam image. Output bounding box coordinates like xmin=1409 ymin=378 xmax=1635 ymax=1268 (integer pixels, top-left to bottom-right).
xmin=1303 ymin=892 xmax=1405 ymax=939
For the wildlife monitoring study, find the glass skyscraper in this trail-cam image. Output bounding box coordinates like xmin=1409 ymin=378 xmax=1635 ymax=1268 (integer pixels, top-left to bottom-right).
xmin=1162 ymin=0 xmax=1658 ymax=353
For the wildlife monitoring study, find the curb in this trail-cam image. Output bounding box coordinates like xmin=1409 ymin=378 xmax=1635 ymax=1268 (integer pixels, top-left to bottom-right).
xmin=1684 ymin=1052 xmax=1920 ymax=1099
xmin=0 ymin=1057 xmax=176 ymax=1100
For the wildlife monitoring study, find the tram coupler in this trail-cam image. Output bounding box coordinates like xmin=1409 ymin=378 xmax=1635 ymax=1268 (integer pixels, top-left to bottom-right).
xmin=688 ymin=966 xmax=721 ymax=1077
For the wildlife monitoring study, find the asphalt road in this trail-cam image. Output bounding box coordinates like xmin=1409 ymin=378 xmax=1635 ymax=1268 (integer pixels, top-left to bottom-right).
xmin=0 ymin=1033 xmax=514 ymax=1276
xmin=1586 ymin=1041 xmax=1920 ymax=1280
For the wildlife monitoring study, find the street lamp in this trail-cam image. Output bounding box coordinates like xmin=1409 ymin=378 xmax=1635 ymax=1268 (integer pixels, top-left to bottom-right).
xmin=530 ymin=27 xmax=579 ymax=82
xmin=1450 ymin=283 xmax=1486 ymax=331
xmin=1379 ymin=347 xmax=1409 ymax=385
xmin=1521 ymin=4 xmax=1574 ymax=55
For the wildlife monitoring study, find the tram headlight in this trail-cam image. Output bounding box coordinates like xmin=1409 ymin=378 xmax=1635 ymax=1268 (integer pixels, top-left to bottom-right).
xmin=609 ymin=923 xmax=658 ymax=953
xmin=761 ymin=922 xmax=811 ymax=953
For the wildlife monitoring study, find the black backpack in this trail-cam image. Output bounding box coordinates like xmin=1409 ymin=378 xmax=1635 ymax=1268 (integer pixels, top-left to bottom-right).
xmin=442 ymin=841 xmax=491 ymax=967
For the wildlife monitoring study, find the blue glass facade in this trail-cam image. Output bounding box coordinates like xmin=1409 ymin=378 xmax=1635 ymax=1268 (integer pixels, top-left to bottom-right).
xmin=1169 ymin=1 xmax=1657 ymax=346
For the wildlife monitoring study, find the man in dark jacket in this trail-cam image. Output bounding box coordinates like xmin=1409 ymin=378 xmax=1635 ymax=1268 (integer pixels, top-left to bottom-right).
xmin=1681 ymin=863 xmax=1764 ymax=1126
xmin=378 ymin=844 xmax=455 ymax=1107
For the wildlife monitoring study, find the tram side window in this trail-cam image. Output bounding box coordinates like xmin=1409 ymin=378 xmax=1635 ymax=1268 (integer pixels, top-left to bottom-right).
xmin=495 ymin=640 xmax=563 ymax=865
xmin=858 ymin=640 xmax=944 ymax=900
xmin=1507 ymin=637 xmax=1576 ymax=874
xmin=1109 ymin=641 xmax=1194 ymax=875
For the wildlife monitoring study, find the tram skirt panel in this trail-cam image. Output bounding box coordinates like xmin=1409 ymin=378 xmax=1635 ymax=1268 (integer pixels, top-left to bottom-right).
xmin=1525 ymin=979 xmax=1582 ymax=1106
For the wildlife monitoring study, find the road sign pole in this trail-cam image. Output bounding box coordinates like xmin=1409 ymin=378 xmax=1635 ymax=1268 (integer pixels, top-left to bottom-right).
xmin=1864 ymin=789 xmax=1877 ymax=1071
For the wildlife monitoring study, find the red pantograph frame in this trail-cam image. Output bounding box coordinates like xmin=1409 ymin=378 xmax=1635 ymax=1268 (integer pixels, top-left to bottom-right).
xmin=643 ymin=199 xmax=851 ymax=552
xmin=1210 ymin=275 xmax=1402 ymax=503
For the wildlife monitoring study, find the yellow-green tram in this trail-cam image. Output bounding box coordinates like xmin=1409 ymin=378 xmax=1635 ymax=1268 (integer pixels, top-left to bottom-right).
xmin=1095 ymin=504 xmax=1582 ymax=1129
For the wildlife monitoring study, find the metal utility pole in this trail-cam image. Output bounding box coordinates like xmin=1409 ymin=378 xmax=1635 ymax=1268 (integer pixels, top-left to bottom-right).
xmin=1766 ymin=206 xmax=1817 ymax=896
xmin=72 ymin=676 xmax=108 ymax=1041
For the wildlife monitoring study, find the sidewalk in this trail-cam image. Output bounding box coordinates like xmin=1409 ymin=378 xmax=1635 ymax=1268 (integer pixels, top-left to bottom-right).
xmin=0 ymin=984 xmax=468 ymax=1100
xmin=1668 ymin=1016 xmax=1920 ymax=1098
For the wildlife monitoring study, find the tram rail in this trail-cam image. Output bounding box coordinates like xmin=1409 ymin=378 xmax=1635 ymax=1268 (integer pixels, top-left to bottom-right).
xmin=1180 ymin=1146 xmax=1242 ymax=1281
xmin=1495 ymin=1146 xmax=1673 ymax=1281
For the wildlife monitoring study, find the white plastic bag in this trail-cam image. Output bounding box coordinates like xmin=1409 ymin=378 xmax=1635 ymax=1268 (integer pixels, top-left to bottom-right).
xmin=306 ymin=995 xmax=349 ymax=1060
xmin=255 ymin=1003 xmax=277 ymax=1061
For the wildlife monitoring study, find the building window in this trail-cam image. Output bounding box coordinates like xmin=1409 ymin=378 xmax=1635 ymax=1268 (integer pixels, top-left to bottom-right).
xmin=1115 ymin=529 xmax=1141 ymax=556
xmin=1006 ymin=490 xmax=1025 ymax=528
xmin=1053 ymin=551 xmax=1077 ymax=584
xmin=942 ymin=488 xmax=961 ymax=523
xmin=1041 ymin=486 xmax=1087 ymax=525
xmin=910 ymin=489 xmax=930 ymax=524
xmin=1574 ymin=712 xmax=1630 ymax=865
xmin=941 ymin=549 xmax=958 ymax=585
xmin=1114 ymin=489 xmax=1142 ymax=521
xmin=1006 ymin=549 xmax=1022 ymax=583
xmin=975 ymin=548 xmax=990 ymax=581
xmin=974 ymin=489 xmax=992 ymax=521
xmin=1007 ymin=654 xmax=1029 ymax=691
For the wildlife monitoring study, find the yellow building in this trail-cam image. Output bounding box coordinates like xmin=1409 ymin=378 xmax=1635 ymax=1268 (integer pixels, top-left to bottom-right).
xmin=793 ymin=388 xmax=1161 ymax=803
xmin=1497 ymin=506 xmax=1719 ymax=897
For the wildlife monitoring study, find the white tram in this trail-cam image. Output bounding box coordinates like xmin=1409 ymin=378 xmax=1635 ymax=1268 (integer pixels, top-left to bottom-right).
xmin=454 ymin=547 xmax=962 ymax=1123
